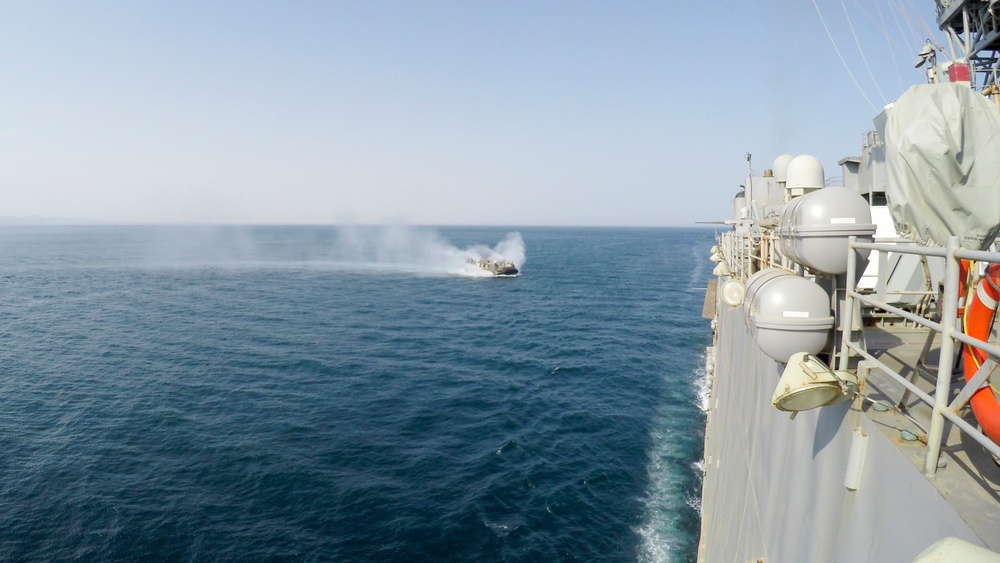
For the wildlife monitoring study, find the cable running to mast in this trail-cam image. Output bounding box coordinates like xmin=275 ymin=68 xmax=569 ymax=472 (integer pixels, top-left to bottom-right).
xmin=812 ymin=0 xmax=878 ymax=111
xmin=844 ymin=1 xmax=888 ymax=105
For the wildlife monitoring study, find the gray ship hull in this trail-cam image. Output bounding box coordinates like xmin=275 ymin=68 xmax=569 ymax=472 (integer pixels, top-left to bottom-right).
xmin=699 ymin=302 xmax=992 ymax=561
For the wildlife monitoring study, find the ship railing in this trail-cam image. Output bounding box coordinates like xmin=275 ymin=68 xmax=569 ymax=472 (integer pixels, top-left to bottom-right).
xmin=717 ymin=229 xmax=789 ymax=281
xmin=840 ymin=235 xmax=1000 ymax=477
xmin=717 ymin=230 xmax=752 ymax=280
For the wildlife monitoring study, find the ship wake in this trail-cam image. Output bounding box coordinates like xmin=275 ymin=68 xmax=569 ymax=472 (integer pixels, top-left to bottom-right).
xmin=635 ymin=353 xmax=708 ymax=563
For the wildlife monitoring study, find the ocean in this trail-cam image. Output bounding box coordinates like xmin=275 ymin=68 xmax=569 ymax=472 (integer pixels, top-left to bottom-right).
xmin=0 ymin=225 xmax=713 ymax=562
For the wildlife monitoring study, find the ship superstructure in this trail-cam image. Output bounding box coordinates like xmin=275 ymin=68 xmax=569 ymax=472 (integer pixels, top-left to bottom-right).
xmin=699 ymin=2 xmax=1000 ymax=560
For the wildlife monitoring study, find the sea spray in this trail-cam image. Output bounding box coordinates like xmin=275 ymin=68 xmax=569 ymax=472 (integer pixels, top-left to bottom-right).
xmin=137 ymin=225 xmax=525 ymax=275
xmin=331 ymin=226 xmax=525 ymax=276
xmin=490 ymin=232 xmax=526 ymax=267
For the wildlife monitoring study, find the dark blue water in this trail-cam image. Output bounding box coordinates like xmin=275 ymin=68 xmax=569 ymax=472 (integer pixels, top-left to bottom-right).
xmin=0 ymin=226 xmax=712 ymax=562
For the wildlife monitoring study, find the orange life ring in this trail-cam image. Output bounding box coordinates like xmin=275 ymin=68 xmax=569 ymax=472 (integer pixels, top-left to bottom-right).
xmin=961 ymin=262 xmax=1000 ymax=445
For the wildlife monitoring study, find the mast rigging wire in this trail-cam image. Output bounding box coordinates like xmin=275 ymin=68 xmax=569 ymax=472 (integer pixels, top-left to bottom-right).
xmin=844 ymin=1 xmax=888 ymax=105
xmin=887 ymin=1 xmax=915 ymax=53
xmin=872 ymin=0 xmax=905 ymax=92
xmin=812 ymin=0 xmax=878 ymax=111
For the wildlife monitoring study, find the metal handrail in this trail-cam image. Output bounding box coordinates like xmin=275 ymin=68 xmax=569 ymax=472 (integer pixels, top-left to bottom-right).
xmin=841 ymin=235 xmax=1000 ymax=477
xmin=718 ymin=230 xmax=788 ymax=279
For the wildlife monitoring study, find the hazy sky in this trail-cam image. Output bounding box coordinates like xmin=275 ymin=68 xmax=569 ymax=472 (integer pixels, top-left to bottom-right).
xmin=1 ymin=1 xmax=940 ymax=226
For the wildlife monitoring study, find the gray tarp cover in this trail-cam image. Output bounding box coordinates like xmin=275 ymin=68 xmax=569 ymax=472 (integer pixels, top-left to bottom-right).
xmin=884 ymin=83 xmax=1000 ymax=250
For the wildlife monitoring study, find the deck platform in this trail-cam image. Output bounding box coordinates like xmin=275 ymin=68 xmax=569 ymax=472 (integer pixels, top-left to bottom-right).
xmin=861 ymin=323 xmax=1000 ymax=550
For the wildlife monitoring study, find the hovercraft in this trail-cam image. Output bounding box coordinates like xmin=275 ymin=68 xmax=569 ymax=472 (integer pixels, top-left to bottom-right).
xmin=467 ymin=258 xmax=518 ymax=276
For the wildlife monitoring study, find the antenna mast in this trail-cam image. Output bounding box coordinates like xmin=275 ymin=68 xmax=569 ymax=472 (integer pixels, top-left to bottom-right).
xmin=935 ymin=0 xmax=1000 ymax=89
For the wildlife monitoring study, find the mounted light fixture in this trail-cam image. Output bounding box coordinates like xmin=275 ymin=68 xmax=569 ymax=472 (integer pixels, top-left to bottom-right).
xmin=713 ymin=261 xmax=732 ymax=277
xmin=914 ymin=43 xmax=935 ymax=68
xmin=772 ymin=352 xmax=858 ymax=413
xmin=719 ymin=279 xmax=745 ymax=307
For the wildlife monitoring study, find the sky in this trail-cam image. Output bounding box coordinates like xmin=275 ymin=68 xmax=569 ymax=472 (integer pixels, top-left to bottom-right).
xmin=0 ymin=1 xmax=942 ymax=226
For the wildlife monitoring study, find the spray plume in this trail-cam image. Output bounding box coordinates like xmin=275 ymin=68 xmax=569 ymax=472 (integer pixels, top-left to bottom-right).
xmin=330 ymin=226 xmax=525 ymax=277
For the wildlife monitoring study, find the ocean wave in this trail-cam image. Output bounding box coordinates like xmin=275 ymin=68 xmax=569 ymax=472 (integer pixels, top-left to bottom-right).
xmin=0 ymin=226 xmax=714 ymax=561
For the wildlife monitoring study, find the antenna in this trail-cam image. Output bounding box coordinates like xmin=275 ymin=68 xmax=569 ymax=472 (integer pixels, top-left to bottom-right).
xmin=746 ymin=152 xmax=755 ymax=178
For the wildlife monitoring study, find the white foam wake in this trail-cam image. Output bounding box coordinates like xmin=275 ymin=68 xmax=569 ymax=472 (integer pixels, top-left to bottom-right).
xmin=687 ymin=240 xmax=709 ymax=290
xmin=635 ymin=353 xmax=708 ymax=563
